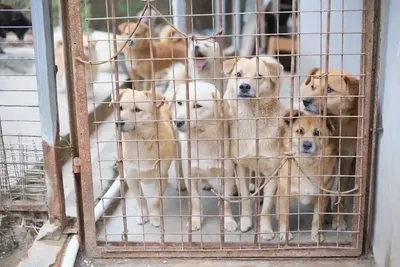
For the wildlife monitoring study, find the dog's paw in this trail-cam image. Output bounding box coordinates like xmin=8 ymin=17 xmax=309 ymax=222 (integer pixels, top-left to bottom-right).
xmin=311 ymin=231 xmax=325 ymax=243
xmin=332 ymin=218 xmax=347 ymax=231
xmin=224 ymin=217 xmax=238 ymax=232
xmin=260 ymin=230 xmax=275 ymax=241
xmin=136 ymin=216 xmax=149 ymax=225
xmin=279 ymin=232 xmax=293 ymax=242
xmin=240 ymin=216 xmax=252 ymax=232
xmin=150 ymin=217 xmax=161 ymax=227
xmin=187 ymin=217 xmax=202 ymax=231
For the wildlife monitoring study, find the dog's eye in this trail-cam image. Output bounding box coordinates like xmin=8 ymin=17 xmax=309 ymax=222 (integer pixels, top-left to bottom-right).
xmin=257 ymin=74 xmax=263 ymax=79
xmin=128 ymin=39 xmax=134 ymax=47
xmin=313 ymin=129 xmax=320 ymax=136
xmin=193 ymin=103 xmax=203 ymax=109
xmin=311 ymin=85 xmax=315 ymax=90
xmin=327 ymin=87 xmax=334 ymax=93
xmin=235 ymin=72 xmax=242 ymax=77
xmin=134 ymin=107 xmax=142 ymax=112
xmin=296 ymin=128 xmax=304 ymax=135
xmin=177 ymin=101 xmax=182 ymax=106
xmin=119 ymin=106 xmax=123 ymax=111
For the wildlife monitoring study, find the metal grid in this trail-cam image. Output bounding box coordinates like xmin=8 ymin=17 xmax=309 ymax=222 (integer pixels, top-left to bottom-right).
xmin=67 ymin=0 xmax=378 ymax=258
xmin=0 ymin=3 xmax=48 ymax=213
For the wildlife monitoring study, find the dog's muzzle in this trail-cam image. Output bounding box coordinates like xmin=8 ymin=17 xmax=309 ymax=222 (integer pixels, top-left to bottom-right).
xmin=300 ymin=140 xmax=315 ymax=154
xmin=116 ymin=121 xmax=133 ymax=132
xmin=174 ymin=120 xmax=186 ymax=131
xmin=302 ymin=97 xmax=319 ymax=113
xmin=238 ymin=83 xmax=255 ymax=98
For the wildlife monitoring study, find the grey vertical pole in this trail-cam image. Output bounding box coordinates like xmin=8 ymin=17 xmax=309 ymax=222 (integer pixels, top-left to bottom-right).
xmin=214 ymin=0 xmax=226 ymax=33
xmin=233 ymin=0 xmax=241 ymax=48
xmin=172 ymin=0 xmax=185 ymax=33
xmin=30 ymin=0 xmax=66 ymax=226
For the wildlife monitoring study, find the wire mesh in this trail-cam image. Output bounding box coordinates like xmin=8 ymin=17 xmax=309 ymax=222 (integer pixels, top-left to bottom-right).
xmin=73 ymin=0 xmax=373 ymax=257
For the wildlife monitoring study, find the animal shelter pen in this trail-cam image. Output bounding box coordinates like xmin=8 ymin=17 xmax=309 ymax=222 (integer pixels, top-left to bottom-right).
xmin=60 ymin=0 xmax=379 ymax=259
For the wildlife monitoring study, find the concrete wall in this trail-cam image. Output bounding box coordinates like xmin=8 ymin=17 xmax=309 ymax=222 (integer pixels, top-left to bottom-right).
xmin=372 ymin=0 xmax=400 ymax=266
xmin=298 ymin=0 xmax=363 ymax=78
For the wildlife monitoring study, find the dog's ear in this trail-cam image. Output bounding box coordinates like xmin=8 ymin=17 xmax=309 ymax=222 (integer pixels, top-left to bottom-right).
xmin=305 ymin=67 xmax=320 ymax=85
xmin=118 ymin=22 xmax=129 ymax=34
xmin=260 ymin=57 xmax=284 ymax=85
xmin=326 ymin=115 xmax=337 ymax=134
xmin=144 ymin=91 xmax=165 ymax=108
xmin=283 ymin=109 xmax=303 ymax=126
xmin=344 ymin=75 xmax=359 ymax=96
xmin=109 ymin=88 xmax=132 ymax=107
xmin=223 ymin=58 xmax=238 ymax=75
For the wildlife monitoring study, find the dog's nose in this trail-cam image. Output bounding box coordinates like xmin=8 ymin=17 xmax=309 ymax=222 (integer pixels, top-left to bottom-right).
xmin=174 ymin=120 xmax=185 ymax=128
xmin=303 ymin=98 xmax=314 ymax=107
xmin=302 ymin=141 xmax=313 ymax=150
xmin=239 ymin=83 xmax=251 ymax=93
xmin=194 ymin=45 xmax=200 ymax=51
xmin=116 ymin=121 xmax=125 ymax=127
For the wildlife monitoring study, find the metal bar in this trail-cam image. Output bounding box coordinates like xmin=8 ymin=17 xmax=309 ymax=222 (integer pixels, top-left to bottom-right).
xmin=30 ymin=0 xmax=66 ymax=227
xmin=60 ymin=0 xmax=86 ymax=248
xmin=66 ymin=0 xmax=97 ymax=255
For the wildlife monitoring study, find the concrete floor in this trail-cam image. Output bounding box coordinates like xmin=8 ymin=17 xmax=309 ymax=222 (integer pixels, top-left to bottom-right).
xmin=74 ymin=257 xmax=376 ymax=267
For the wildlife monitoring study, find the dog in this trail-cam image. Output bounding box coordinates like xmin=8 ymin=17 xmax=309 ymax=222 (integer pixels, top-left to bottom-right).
xmin=0 ymin=4 xmax=31 ymax=54
xmin=114 ymin=88 xmax=175 ymax=227
xmin=300 ymin=68 xmax=359 ymax=231
xmin=54 ymin=34 xmax=98 ymax=96
xmin=118 ymin=22 xmax=186 ymax=92
xmin=278 ymin=110 xmax=337 ymax=242
xmin=223 ymin=56 xmax=284 ymax=236
xmin=172 ymin=81 xmax=238 ymax=231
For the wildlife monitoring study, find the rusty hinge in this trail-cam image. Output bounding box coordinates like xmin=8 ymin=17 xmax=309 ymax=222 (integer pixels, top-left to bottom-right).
xmin=73 ymin=157 xmax=81 ymax=174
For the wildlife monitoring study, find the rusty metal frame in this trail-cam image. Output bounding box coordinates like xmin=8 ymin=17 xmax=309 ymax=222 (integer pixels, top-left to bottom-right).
xmin=68 ymin=0 xmax=380 ymax=258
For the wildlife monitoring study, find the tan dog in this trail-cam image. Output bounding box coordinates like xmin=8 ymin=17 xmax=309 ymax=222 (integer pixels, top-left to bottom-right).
xmin=115 ymin=89 xmax=175 ymax=227
xmin=223 ymin=56 xmax=284 ymax=237
xmin=300 ymin=68 xmax=359 ymax=231
xmin=118 ymin=22 xmax=186 ymax=92
xmin=172 ymin=81 xmax=237 ymax=231
xmin=159 ymin=24 xmax=185 ymax=44
xmin=278 ymin=110 xmax=337 ymax=242
xmin=55 ymin=34 xmax=98 ymax=95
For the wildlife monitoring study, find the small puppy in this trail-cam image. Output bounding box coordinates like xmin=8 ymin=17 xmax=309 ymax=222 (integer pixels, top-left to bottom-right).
xmin=0 ymin=4 xmax=31 ymax=54
xmin=118 ymin=22 xmax=186 ymax=92
xmin=55 ymin=34 xmax=98 ymax=96
xmin=278 ymin=110 xmax=337 ymax=242
xmin=223 ymin=56 xmax=284 ymax=236
xmin=300 ymin=68 xmax=359 ymax=231
xmin=159 ymin=24 xmax=185 ymax=44
xmin=172 ymin=81 xmax=238 ymax=231
xmin=115 ymin=89 xmax=175 ymax=227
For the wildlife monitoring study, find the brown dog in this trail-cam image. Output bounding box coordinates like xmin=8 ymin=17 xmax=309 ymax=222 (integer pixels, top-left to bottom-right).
xmin=300 ymin=68 xmax=359 ymax=231
xmin=278 ymin=110 xmax=337 ymax=242
xmin=118 ymin=22 xmax=186 ymax=92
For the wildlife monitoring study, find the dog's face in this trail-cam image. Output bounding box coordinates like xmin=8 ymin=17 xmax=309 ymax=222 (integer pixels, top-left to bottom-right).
xmin=300 ymin=68 xmax=359 ymax=115
xmin=223 ymin=57 xmax=283 ymax=99
xmin=55 ymin=35 xmax=96 ymax=60
xmin=188 ymin=39 xmax=220 ymax=72
xmin=118 ymin=22 xmax=149 ymax=49
xmin=172 ymin=82 xmax=218 ymax=133
xmin=116 ymin=89 xmax=165 ymax=136
xmin=283 ymin=110 xmax=336 ymax=156
xmin=9 ymin=11 xmax=31 ymax=40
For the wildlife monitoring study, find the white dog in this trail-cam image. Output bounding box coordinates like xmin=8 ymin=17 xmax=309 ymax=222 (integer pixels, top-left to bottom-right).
xmin=172 ymin=81 xmax=239 ymax=231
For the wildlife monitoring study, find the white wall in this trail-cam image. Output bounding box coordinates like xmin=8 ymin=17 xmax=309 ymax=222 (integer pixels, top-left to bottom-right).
xmin=372 ymin=0 xmax=400 ymax=266
xmin=299 ymin=0 xmax=363 ymax=78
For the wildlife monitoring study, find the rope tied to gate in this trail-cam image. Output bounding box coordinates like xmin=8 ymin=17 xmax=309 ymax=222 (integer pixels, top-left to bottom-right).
xmin=209 ymin=151 xmax=359 ymax=204
xmin=75 ymin=1 xmax=223 ymax=66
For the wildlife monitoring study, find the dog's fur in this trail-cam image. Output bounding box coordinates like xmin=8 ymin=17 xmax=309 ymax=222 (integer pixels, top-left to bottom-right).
xmin=278 ymin=110 xmax=337 ymax=242
xmin=172 ymin=81 xmax=238 ymax=231
xmin=118 ymin=22 xmax=186 ymax=92
xmin=115 ymin=89 xmax=175 ymax=227
xmin=300 ymin=68 xmax=359 ymax=231
xmin=54 ymin=34 xmax=98 ymax=95
xmin=0 ymin=4 xmax=31 ymax=54
xmin=223 ymin=56 xmax=284 ymax=236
